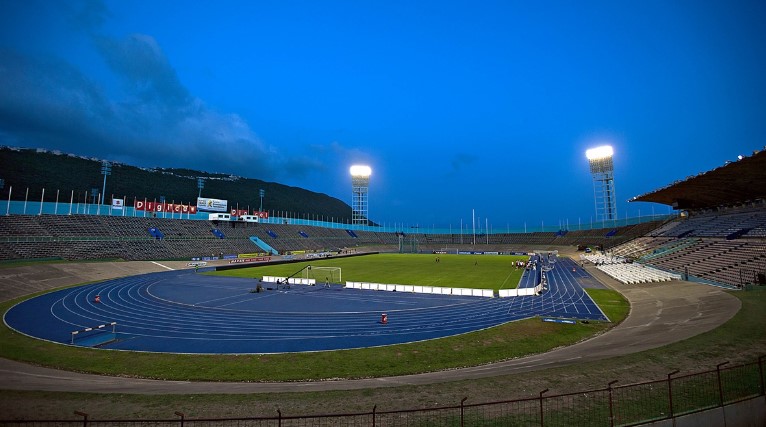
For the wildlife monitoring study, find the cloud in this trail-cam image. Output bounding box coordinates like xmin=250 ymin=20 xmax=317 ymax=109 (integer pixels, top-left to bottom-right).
xmin=94 ymin=33 xmax=190 ymax=108
xmin=0 ymin=33 xmax=280 ymax=179
xmin=0 ymin=0 xmax=370 ymax=194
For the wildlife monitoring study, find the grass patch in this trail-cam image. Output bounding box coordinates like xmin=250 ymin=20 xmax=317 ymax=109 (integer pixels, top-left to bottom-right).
xmin=211 ymin=253 xmax=528 ymax=290
xmin=585 ymin=288 xmax=630 ymax=323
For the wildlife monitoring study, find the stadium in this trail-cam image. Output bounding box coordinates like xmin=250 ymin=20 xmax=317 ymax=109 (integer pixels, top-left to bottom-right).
xmin=0 ymin=148 xmax=764 ymax=426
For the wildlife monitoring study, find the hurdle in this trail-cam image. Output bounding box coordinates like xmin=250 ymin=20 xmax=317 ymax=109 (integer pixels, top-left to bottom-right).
xmin=71 ymin=322 xmax=117 ymax=345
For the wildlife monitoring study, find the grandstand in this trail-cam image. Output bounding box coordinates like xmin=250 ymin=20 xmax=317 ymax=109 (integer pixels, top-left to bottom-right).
xmin=0 ymin=213 xmax=664 ymax=261
xmin=1 ymin=150 xmax=764 ymax=290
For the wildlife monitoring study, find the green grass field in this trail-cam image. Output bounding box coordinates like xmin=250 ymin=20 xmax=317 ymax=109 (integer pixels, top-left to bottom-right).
xmin=211 ymin=253 xmax=528 ymax=290
xmin=0 ymin=253 xmax=627 ymax=381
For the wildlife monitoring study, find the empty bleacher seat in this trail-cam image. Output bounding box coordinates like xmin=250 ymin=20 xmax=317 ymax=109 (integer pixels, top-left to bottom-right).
xmin=148 ymin=227 xmax=164 ymax=240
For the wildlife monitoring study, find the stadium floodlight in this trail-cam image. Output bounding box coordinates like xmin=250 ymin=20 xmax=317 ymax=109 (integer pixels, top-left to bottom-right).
xmin=197 ymin=177 xmax=205 ymax=198
xmin=100 ymin=160 xmax=111 ymax=205
xmin=350 ymin=165 xmax=371 ymax=225
xmin=585 ymin=145 xmax=616 ymax=222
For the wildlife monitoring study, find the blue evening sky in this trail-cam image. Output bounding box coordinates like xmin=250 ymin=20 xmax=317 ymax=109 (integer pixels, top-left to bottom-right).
xmin=1 ymin=0 xmax=764 ymax=230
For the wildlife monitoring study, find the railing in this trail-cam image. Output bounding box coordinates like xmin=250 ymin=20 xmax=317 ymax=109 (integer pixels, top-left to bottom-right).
xmin=1 ymin=356 xmax=763 ymax=426
xmin=2 ymin=200 xmax=676 ymax=234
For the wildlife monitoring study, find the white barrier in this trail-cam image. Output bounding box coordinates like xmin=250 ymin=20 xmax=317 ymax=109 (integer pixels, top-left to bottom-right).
xmin=262 ymin=276 xmax=316 ymax=285
xmin=498 ymin=284 xmax=544 ymax=298
xmin=342 ymin=282 xmax=492 ymax=297
xmin=499 ymin=289 xmax=517 ymax=297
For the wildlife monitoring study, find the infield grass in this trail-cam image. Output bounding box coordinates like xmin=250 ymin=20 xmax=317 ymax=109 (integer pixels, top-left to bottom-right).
xmin=210 ymin=253 xmax=528 ymax=290
xmin=0 ymin=254 xmax=627 ymax=381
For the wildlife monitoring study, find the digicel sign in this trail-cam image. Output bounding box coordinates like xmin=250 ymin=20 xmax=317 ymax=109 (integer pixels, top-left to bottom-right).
xmin=134 ymin=200 xmax=197 ymax=214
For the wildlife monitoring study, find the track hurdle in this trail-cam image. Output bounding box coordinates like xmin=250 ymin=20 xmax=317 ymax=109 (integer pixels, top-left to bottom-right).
xmin=71 ymin=322 xmax=117 ymax=344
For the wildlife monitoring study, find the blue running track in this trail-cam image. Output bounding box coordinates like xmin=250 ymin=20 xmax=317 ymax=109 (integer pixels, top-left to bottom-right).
xmin=4 ymin=258 xmax=608 ymax=354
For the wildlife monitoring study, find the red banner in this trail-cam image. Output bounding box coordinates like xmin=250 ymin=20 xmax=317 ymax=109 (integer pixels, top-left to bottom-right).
xmin=135 ymin=200 xmax=197 ymax=214
xmin=255 ymin=211 xmax=269 ymax=219
xmin=230 ymin=209 xmax=249 ymax=217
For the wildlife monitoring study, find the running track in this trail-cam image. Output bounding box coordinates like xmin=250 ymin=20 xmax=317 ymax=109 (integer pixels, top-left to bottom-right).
xmin=5 ymin=256 xmax=606 ymax=354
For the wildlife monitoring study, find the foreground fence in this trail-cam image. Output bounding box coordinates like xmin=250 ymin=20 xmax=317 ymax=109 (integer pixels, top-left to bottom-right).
xmin=2 ymin=356 xmax=764 ymax=426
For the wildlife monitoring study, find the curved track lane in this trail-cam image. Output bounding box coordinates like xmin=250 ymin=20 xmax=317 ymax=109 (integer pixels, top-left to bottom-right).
xmin=0 ymin=277 xmax=740 ymax=393
xmin=5 ymin=263 xmax=606 ymax=354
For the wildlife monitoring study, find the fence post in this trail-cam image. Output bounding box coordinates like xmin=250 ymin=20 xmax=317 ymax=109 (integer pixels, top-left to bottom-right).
xmin=73 ymin=410 xmax=88 ymax=427
xmin=607 ymin=380 xmax=618 ymax=427
xmin=539 ymin=388 xmax=549 ymax=427
xmin=667 ymin=370 xmax=679 ymax=420
xmin=759 ymin=355 xmax=765 ymax=396
xmin=174 ymin=411 xmax=184 ymax=427
xmin=716 ymin=361 xmax=729 ymax=407
xmin=277 ymin=408 xmax=282 ymax=427
xmin=372 ymin=404 xmax=376 ymax=427
xmin=460 ymin=397 xmax=467 ymax=427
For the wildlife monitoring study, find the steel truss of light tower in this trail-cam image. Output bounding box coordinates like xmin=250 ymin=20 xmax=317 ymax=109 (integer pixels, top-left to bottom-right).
xmin=100 ymin=160 xmax=111 ymax=205
xmin=349 ymin=165 xmax=371 ymax=226
xmin=586 ymin=146 xmax=617 ymax=223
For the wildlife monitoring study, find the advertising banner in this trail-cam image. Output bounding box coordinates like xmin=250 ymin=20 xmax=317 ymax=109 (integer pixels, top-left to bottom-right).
xmin=197 ymin=197 xmax=228 ymax=212
xmin=231 ymin=209 xmax=249 ymax=217
xmin=134 ymin=200 xmax=197 ymax=214
xmin=112 ymin=198 xmax=124 ymax=210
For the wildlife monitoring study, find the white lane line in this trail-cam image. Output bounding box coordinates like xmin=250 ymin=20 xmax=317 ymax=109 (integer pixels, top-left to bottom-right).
xmin=150 ymin=261 xmax=175 ymax=271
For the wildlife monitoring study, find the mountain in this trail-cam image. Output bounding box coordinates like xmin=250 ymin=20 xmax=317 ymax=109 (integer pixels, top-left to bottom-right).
xmin=0 ymin=146 xmax=353 ymax=221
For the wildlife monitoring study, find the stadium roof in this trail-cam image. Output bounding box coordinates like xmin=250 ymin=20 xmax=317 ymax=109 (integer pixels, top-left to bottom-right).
xmin=630 ymin=149 xmax=766 ymax=210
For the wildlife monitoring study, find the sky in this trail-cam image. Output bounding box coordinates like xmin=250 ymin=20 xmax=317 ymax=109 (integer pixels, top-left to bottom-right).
xmin=1 ymin=0 xmax=765 ymax=230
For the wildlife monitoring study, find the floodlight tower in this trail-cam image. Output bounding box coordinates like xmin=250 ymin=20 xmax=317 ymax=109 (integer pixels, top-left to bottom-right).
xmin=197 ymin=177 xmax=205 ymax=198
xmin=100 ymin=160 xmax=111 ymax=205
xmin=350 ymin=165 xmax=371 ymax=225
xmin=585 ymin=145 xmax=617 ymax=222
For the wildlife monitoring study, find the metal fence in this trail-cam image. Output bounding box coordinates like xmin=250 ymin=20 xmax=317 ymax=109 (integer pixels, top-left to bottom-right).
xmin=2 ymin=357 xmax=763 ymax=427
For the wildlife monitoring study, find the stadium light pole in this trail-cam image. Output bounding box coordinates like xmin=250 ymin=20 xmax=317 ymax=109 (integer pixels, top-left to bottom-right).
xmin=197 ymin=177 xmax=205 ymax=198
xmin=100 ymin=160 xmax=111 ymax=205
xmin=350 ymin=165 xmax=371 ymax=226
xmin=259 ymin=188 xmax=265 ymax=212
xmin=585 ymin=145 xmax=617 ymax=223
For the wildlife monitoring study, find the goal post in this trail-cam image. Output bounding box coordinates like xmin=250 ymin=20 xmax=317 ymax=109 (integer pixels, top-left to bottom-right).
xmin=304 ymin=266 xmax=342 ymax=283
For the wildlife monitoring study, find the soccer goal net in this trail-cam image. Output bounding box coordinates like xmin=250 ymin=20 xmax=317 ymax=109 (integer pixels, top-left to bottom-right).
xmin=304 ymin=266 xmax=342 ymax=284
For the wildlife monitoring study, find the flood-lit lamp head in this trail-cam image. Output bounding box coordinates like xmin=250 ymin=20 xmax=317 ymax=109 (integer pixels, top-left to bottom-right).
xmin=585 ymin=145 xmax=614 ymax=160
xmin=586 ymin=145 xmax=615 ymax=174
xmin=349 ymin=165 xmax=372 ymax=177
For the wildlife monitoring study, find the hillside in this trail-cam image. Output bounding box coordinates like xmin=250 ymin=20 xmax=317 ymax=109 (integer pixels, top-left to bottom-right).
xmin=0 ymin=147 xmax=353 ymax=221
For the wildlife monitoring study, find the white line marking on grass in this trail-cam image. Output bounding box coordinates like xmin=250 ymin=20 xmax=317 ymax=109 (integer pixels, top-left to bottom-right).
xmin=150 ymin=261 xmax=175 ymax=271
xmin=499 ymin=271 xmax=516 ymax=289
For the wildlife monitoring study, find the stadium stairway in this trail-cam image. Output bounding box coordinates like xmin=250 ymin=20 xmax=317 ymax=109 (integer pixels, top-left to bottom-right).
xmin=249 ymin=236 xmax=278 ymax=255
